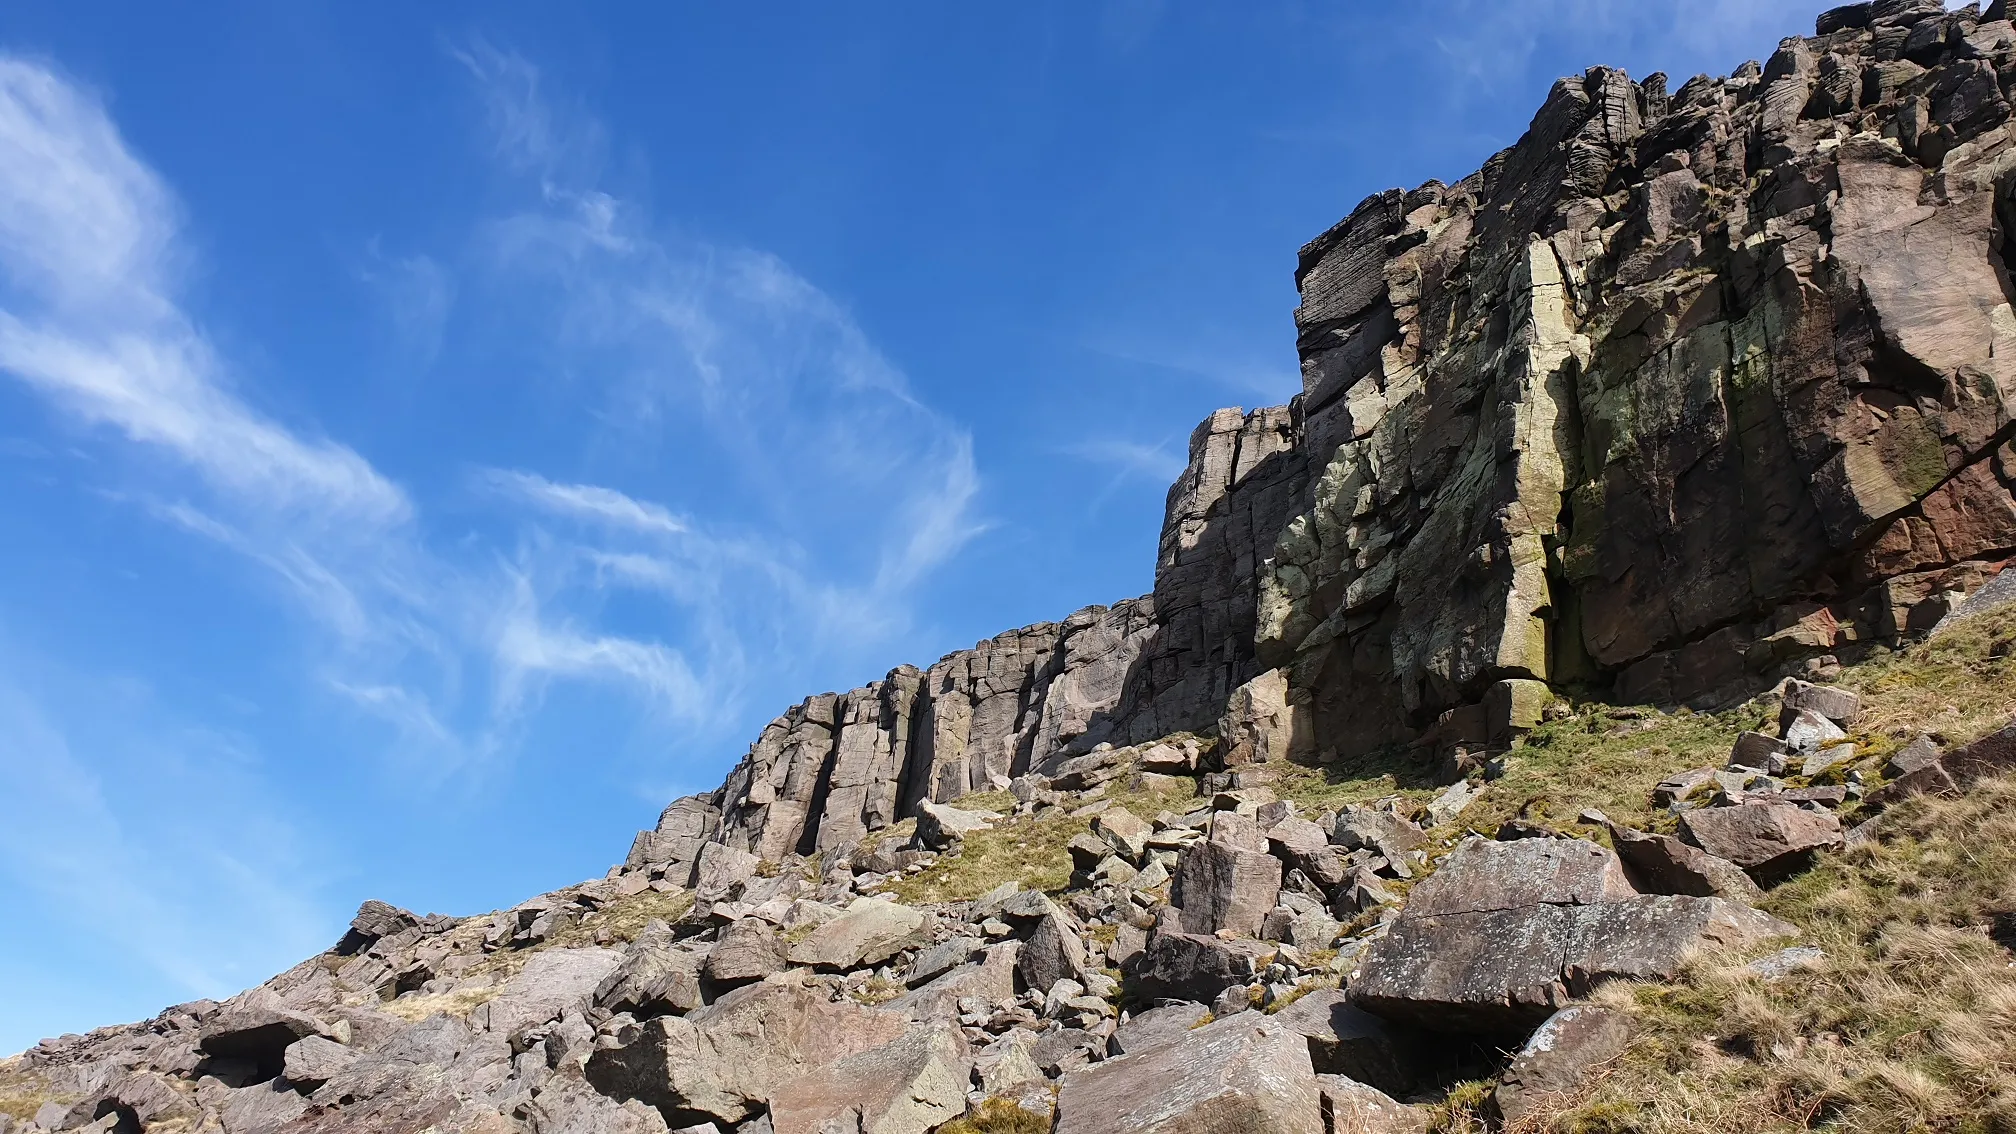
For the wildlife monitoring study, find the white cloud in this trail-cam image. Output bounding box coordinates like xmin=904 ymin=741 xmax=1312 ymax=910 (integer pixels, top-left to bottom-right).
xmin=485 ymin=469 xmax=688 ymax=535
xmin=0 ymin=58 xmax=409 ymax=529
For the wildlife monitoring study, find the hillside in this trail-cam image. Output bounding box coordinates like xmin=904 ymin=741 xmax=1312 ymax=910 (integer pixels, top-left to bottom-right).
xmin=10 ymin=2 xmax=2016 ymax=1132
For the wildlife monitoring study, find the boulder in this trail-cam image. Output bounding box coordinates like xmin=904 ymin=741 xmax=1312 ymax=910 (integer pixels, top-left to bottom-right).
xmin=1095 ymin=807 xmax=1153 ymax=861
xmin=1108 ymin=1001 xmax=1211 ymax=1055
xmin=1267 ymin=817 xmax=1349 ymax=888
xmin=914 ymin=800 xmax=996 ymax=851
xmin=904 ymin=935 xmax=983 ymax=988
xmin=1267 ymin=988 xmax=1415 ymax=1095
xmin=479 ymin=946 xmax=624 ymax=1039
xmin=765 ymin=1024 xmax=971 ymax=1134
xmin=1353 ymin=895 xmax=1795 ymax=1033
xmin=1399 ymin=837 xmax=1636 ymax=918
xmin=889 ymin=942 xmax=1019 ymax=1022
xmin=692 ymin=843 xmax=762 ymax=903
xmin=281 ymin=1034 xmax=357 ymax=1090
xmin=1018 ymin=914 xmax=1089 ymax=993
xmin=584 ymin=974 xmax=910 ymax=1126
xmin=335 ymin=900 xmax=421 ymax=954
xmin=1314 ymin=1075 xmax=1424 ymax=1134
xmin=1677 ymin=802 xmax=1843 ymax=882
xmin=1329 ymin=809 xmax=1424 ymax=862
xmin=1609 ymin=826 xmax=1763 ymax=901
xmin=1778 ymin=680 xmax=1861 ymax=730
xmin=785 ymin=898 xmax=927 ymax=971
xmin=1489 ymin=1006 xmax=1631 ymax=1126
xmin=1130 ymin=931 xmax=1275 ymax=1004
xmin=1872 ymin=720 xmax=2016 ymax=802
xmin=703 ymin=918 xmax=784 ymax=986
xmin=1652 ymin=767 xmax=1719 ymax=808
xmin=1781 ymin=709 xmax=1847 ymax=755
xmin=521 ymin=1068 xmax=674 ymax=1134
xmin=1215 ymin=668 xmax=1309 ymax=767
xmin=1728 ymin=731 xmax=1791 ymax=774
xmin=1053 ymin=1014 xmax=1323 ymax=1134
xmin=1171 ymin=840 xmax=1281 ymax=937
xmin=596 ymin=934 xmax=706 ymax=1017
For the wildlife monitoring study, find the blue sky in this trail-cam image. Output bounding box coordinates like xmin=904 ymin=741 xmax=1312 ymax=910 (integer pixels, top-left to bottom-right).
xmin=0 ymin=1 xmax=1826 ymax=1051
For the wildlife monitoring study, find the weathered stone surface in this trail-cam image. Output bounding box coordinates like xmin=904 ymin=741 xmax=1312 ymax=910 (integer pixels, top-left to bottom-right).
xmin=1266 ymin=988 xmax=1415 ymax=1095
xmin=1872 ymin=719 xmax=2016 ymax=802
xmin=1108 ymin=1001 xmax=1211 ymax=1056
xmin=596 ymin=933 xmax=706 ymax=1018
xmin=1172 ymin=840 xmax=1281 ymax=937
xmin=1216 ymin=668 xmax=1310 ymax=766
xmin=1095 ymin=807 xmax=1153 ymax=861
xmin=1053 ymin=1014 xmax=1323 ymax=1134
xmin=1490 ymin=1006 xmax=1632 ymax=1126
xmin=1018 ymin=914 xmax=1089 ymax=993
xmin=914 ymin=800 xmax=996 ymax=850
xmin=1610 ymin=826 xmax=1763 ymax=901
xmin=765 ymin=1025 xmax=971 ymax=1134
xmin=282 ymin=1035 xmax=356 ymax=1090
xmin=702 ymin=919 xmax=783 ymax=986
xmin=1314 ymin=1074 xmax=1424 ymax=1134
xmin=480 ymin=947 xmax=623 ymax=1040
xmin=1678 ymin=802 xmax=1844 ymax=880
xmin=1729 ymin=731 xmax=1791 ymax=774
xmin=1130 ymin=931 xmax=1275 ymax=1004
xmin=785 ymin=898 xmax=927 ymax=971
xmin=889 ymin=941 xmax=1020 ymax=1022
xmin=584 ymin=975 xmax=909 ymax=1126
xmin=1399 ymin=837 xmax=1636 ymax=918
xmin=1353 ymin=895 xmax=1795 ymax=1033
xmin=199 ymin=1005 xmax=328 ymax=1081
xmin=1778 ymin=680 xmax=1861 ymax=730
xmin=336 ymin=900 xmax=421 ymax=955
xmin=1330 ymin=809 xmax=1424 ymax=862
xmin=521 ymin=1069 xmax=673 ymax=1134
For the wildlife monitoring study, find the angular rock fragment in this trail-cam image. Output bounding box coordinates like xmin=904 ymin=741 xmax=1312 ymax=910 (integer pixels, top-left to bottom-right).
xmin=1053 ymin=1014 xmax=1323 ymax=1134
xmin=281 ymin=1035 xmax=357 ymax=1091
xmin=785 ymin=897 xmax=927 ymax=971
xmin=1171 ymin=839 xmax=1281 ymax=937
xmin=1018 ymin=914 xmax=1089 ymax=993
xmin=1609 ymin=826 xmax=1763 ymax=901
xmin=335 ymin=899 xmax=420 ymax=955
xmin=597 ymin=933 xmax=706 ymax=1018
xmin=1677 ymin=802 xmax=1843 ymax=882
xmin=1130 ymin=931 xmax=1275 ymax=1004
xmin=765 ymin=1024 xmax=971 ymax=1134
xmin=702 ymin=918 xmax=784 ymax=986
xmin=914 ymin=800 xmax=996 ymax=850
xmin=1489 ymin=1006 xmax=1631 ymax=1126
xmin=584 ymin=974 xmax=909 ymax=1127
xmin=1266 ymin=988 xmax=1415 ymax=1095
xmin=1778 ymin=680 xmax=1861 ymax=730
xmin=198 ymin=1004 xmax=328 ymax=1082
xmin=1314 ymin=1074 xmax=1423 ymax=1134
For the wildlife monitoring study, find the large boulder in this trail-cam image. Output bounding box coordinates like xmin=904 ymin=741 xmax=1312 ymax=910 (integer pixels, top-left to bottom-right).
xmin=1353 ymin=894 xmax=1796 ymax=1034
xmin=1329 ymin=809 xmax=1426 ymax=863
xmin=785 ymin=898 xmax=928 ymax=971
xmin=1130 ymin=931 xmax=1275 ymax=1004
xmin=1871 ymin=719 xmax=2016 ymax=803
xmin=1108 ymin=1001 xmax=1211 ymax=1056
xmin=1215 ymin=668 xmax=1310 ymax=767
xmin=596 ymin=933 xmax=706 ymax=1018
xmin=477 ymin=946 xmax=624 ymax=1039
xmin=1019 ymin=914 xmax=1089 ymax=993
xmin=1053 ymin=1014 xmax=1323 ymax=1134
xmin=1489 ymin=1005 xmax=1632 ymax=1126
xmin=281 ymin=1035 xmax=357 ymax=1091
xmin=1352 ymin=837 xmax=1792 ymax=1033
xmin=198 ymin=1004 xmax=329 ymax=1082
xmin=703 ymin=918 xmax=785 ymax=986
xmin=584 ymin=974 xmax=909 ymax=1127
xmin=890 ymin=942 xmax=1019 ymax=1022
xmin=765 ymin=1024 xmax=971 ymax=1134
xmin=1677 ymin=802 xmax=1843 ymax=882
xmin=1171 ymin=840 xmax=1281 ymax=937
xmin=335 ymin=900 xmax=421 ymax=955
xmin=914 ymin=800 xmax=996 ymax=850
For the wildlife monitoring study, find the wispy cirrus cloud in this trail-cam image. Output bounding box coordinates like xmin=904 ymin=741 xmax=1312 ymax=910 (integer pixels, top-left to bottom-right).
xmin=485 ymin=468 xmax=688 ymax=535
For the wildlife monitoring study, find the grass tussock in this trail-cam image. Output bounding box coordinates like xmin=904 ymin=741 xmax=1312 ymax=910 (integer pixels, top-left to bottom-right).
xmin=890 ymin=776 xmax=1197 ymax=904
xmin=1542 ymin=773 xmax=2016 ymax=1133
xmin=936 ymin=1096 xmax=1053 ymax=1134
xmin=378 ymin=983 xmax=503 ymax=1023
xmin=540 ymin=887 xmax=695 ymax=950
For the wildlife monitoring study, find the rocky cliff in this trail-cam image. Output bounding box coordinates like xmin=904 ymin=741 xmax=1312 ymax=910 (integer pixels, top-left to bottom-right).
xmin=12 ymin=4 xmax=2016 ymax=1134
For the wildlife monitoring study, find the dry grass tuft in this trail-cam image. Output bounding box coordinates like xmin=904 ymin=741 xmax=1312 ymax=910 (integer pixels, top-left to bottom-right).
xmin=935 ymin=1096 xmax=1053 ymax=1134
xmin=542 ymin=887 xmax=696 ymax=950
xmin=1548 ymin=771 xmax=2016 ymax=1133
xmin=0 ymin=1056 xmax=69 ymax=1122
xmin=379 ymin=983 xmax=503 ymax=1023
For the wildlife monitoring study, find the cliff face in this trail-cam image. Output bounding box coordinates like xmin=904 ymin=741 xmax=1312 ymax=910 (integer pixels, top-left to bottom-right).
xmin=637 ymin=0 xmax=2016 ymax=877
xmin=1267 ymin=2 xmax=2016 ymax=756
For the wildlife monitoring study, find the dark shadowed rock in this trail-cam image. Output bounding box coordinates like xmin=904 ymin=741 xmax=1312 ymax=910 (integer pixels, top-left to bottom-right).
xmin=1053 ymin=1014 xmax=1323 ymax=1134
xmin=1266 ymin=988 xmax=1416 ymax=1095
xmin=336 ymin=900 xmax=421 ymax=955
xmin=1131 ymin=931 xmax=1275 ymax=1004
xmin=198 ymin=1005 xmax=328 ymax=1082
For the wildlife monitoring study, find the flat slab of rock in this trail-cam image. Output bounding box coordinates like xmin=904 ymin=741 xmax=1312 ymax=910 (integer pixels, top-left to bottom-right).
xmin=765 ymin=1024 xmax=971 ymax=1134
xmin=915 ymin=800 xmax=997 ymax=850
xmin=1053 ymin=1014 xmax=1323 ymax=1134
xmin=785 ymin=897 xmax=927 ymax=971
xmin=1352 ymin=896 xmax=1795 ymax=1034
xmin=1108 ymin=1001 xmax=1211 ymax=1056
xmin=1677 ymin=802 xmax=1843 ymax=882
xmin=585 ymin=974 xmax=909 ymax=1126
xmin=198 ymin=1004 xmax=329 ymax=1080
xmin=1489 ymin=1005 xmax=1630 ymax=1126
xmin=281 ymin=1034 xmax=357 ymax=1090
xmin=1402 ymin=837 xmax=1637 ymax=918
